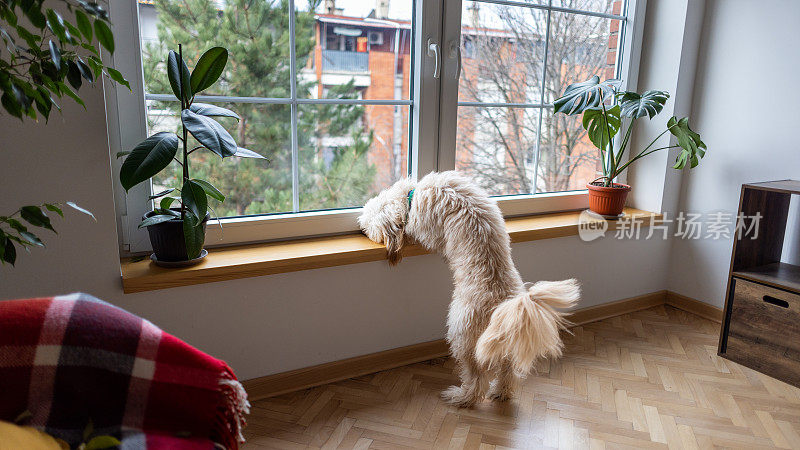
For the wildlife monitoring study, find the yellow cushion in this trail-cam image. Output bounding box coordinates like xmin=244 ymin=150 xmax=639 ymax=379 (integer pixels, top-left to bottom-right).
xmin=0 ymin=421 xmax=67 ymax=450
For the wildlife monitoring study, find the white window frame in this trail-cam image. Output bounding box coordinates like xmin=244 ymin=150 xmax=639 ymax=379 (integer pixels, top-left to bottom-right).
xmin=106 ymin=0 xmax=645 ymax=254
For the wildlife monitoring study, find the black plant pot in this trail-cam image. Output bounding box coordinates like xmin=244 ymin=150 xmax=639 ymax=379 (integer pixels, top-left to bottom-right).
xmin=143 ymin=209 xmax=210 ymax=262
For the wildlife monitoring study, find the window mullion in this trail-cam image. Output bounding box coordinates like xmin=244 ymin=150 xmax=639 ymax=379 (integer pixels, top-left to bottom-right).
xmin=433 ymin=0 xmax=463 ymax=172
xmin=289 ymin=0 xmax=300 ymax=213
xmin=410 ymin=0 xmax=444 ymax=178
xmin=531 ymin=0 xmax=552 ymax=195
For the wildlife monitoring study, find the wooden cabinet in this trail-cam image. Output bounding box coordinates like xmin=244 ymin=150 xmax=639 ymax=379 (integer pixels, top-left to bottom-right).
xmin=719 ymin=180 xmax=800 ymax=387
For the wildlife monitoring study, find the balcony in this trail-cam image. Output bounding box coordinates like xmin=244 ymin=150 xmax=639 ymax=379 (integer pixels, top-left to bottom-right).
xmin=322 ymin=50 xmax=369 ymax=73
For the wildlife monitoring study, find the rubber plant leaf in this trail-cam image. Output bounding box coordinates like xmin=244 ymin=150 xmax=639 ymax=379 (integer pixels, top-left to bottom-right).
xmin=167 ymin=50 xmax=192 ymax=104
xmin=181 ymin=109 xmax=237 ymax=157
xmin=190 ymin=47 xmax=227 ymax=94
xmin=119 ymin=132 xmax=179 ymax=191
xmin=189 ymin=103 xmax=239 ymax=120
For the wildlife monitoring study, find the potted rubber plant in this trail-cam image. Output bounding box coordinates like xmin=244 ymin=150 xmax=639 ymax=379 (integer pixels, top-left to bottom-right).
xmin=554 ymin=76 xmax=707 ymax=217
xmin=118 ymin=45 xmax=265 ymax=265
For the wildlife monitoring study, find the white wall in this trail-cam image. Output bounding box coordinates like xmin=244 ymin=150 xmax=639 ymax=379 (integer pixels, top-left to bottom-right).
xmin=667 ymin=0 xmax=800 ymax=308
xmin=0 ymin=0 xmax=694 ymax=381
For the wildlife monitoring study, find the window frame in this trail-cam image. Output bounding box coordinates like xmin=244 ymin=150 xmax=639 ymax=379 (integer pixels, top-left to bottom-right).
xmin=106 ymin=0 xmax=646 ymax=254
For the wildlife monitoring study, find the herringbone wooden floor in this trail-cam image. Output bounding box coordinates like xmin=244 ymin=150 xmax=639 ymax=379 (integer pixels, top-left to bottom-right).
xmin=242 ymin=306 xmax=800 ymax=449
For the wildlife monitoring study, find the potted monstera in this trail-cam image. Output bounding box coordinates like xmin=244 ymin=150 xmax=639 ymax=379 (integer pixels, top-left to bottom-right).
xmin=118 ymin=46 xmax=265 ymax=265
xmin=554 ymin=76 xmax=707 ymax=217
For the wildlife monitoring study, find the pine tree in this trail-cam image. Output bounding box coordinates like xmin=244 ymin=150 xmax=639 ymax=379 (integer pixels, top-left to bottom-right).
xmin=142 ymin=0 xmax=375 ymax=216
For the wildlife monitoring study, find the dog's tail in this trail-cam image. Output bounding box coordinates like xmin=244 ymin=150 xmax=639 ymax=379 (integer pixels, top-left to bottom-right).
xmin=475 ymin=279 xmax=580 ymax=376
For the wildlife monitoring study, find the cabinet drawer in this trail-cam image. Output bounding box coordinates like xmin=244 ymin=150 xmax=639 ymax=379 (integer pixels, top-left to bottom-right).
xmin=722 ymin=277 xmax=800 ymax=386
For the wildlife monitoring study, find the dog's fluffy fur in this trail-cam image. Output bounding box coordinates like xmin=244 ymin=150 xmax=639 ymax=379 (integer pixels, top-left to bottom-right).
xmin=359 ymin=171 xmax=580 ymax=407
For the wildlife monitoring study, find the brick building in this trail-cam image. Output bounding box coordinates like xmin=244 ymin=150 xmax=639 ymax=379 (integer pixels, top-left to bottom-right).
xmin=302 ymin=9 xmax=412 ymax=191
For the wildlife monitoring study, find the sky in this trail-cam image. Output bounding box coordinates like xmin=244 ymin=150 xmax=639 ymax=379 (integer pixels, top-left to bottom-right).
xmin=316 ymin=0 xmax=413 ymax=20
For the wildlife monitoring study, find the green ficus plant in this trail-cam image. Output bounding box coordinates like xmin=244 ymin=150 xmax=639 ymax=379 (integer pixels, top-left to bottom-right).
xmin=0 ymin=202 xmax=95 ymax=265
xmin=553 ymin=75 xmax=707 ymax=187
xmin=118 ymin=45 xmax=266 ymax=259
xmin=0 ymin=0 xmax=129 ymax=121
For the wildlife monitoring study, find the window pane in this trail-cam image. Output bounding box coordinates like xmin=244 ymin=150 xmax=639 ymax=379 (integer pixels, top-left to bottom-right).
xmin=551 ymin=0 xmax=619 ymax=14
xmin=537 ymin=109 xmax=600 ymax=192
xmin=544 ymin=13 xmax=620 ymax=103
xmin=298 ymin=2 xmax=413 ymax=100
xmin=459 ymin=2 xmax=546 ymax=103
xmin=138 ymin=0 xmax=291 ymax=98
xmin=148 ymin=101 xmax=292 ymax=217
xmin=299 ymin=104 xmax=410 ymax=211
xmin=455 ymin=106 xmax=540 ymax=196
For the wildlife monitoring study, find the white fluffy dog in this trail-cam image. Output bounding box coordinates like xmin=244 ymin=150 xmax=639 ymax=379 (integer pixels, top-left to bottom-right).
xmin=359 ymin=171 xmax=580 ymax=407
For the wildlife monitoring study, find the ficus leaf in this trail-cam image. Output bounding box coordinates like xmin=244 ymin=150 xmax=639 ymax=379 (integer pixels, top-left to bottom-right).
xmin=66 ymin=202 xmax=95 ymax=220
xmin=75 ymin=10 xmax=92 ymax=40
xmin=190 ymin=47 xmax=227 ymax=94
xmin=18 ymin=231 xmax=43 ymax=247
xmin=20 ymin=206 xmax=54 ymax=232
xmin=93 ymin=19 xmax=114 ymax=53
xmin=2 ymin=238 xmax=16 ymax=265
xmin=48 ymin=40 xmax=61 ymax=70
xmin=107 ymin=68 xmax=130 ymax=90
xmin=44 ymin=204 xmax=63 ymax=217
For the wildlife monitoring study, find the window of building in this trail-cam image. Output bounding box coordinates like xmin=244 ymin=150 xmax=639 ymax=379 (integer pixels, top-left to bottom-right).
xmin=109 ymin=0 xmax=641 ymax=252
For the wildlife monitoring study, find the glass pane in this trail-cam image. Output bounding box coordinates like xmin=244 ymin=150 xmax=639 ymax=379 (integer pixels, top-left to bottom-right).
xmin=299 ymin=104 xmax=410 ymax=211
xmin=537 ymin=109 xmax=601 ymax=193
xmin=297 ymin=1 xmax=413 ymax=100
xmin=138 ymin=0 xmax=291 ymax=98
xmin=455 ymin=106 xmax=540 ymax=196
xmin=551 ymin=0 xmax=620 ymax=14
xmin=148 ymin=101 xmax=293 ymax=217
xmin=544 ymin=13 xmax=621 ymax=103
xmin=459 ymin=1 xmax=546 ymax=104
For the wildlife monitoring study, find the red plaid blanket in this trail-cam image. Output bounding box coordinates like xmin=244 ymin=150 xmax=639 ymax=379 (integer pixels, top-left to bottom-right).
xmin=0 ymin=293 xmax=249 ymax=449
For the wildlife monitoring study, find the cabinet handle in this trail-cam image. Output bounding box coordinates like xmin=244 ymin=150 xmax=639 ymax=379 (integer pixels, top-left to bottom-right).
xmin=763 ymin=295 xmax=789 ymax=308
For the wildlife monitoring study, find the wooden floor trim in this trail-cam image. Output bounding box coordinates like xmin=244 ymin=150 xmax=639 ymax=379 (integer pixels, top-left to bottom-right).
xmin=243 ymin=289 xmax=717 ymax=401
xmin=243 ymin=339 xmax=450 ymax=401
xmin=121 ymin=208 xmax=660 ymax=293
xmin=666 ymin=290 xmax=724 ymax=322
xmin=567 ymin=291 xmax=667 ymax=325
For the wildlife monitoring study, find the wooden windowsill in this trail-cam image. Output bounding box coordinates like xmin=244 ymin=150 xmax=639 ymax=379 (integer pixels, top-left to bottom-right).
xmin=120 ymin=207 xmax=660 ymax=293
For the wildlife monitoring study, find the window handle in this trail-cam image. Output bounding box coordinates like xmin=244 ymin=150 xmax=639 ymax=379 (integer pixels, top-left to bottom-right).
xmin=427 ymin=38 xmax=440 ymax=79
xmin=449 ymin=40 xmax=461 ymax=80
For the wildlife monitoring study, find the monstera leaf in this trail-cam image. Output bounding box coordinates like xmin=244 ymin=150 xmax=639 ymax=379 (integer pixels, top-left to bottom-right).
xmin=618 ymin=90 xmax=669 ymax=119
xmin=668 ymin=117 xmax=707 ymax=169
xmin=553 ymin=76 xmax=620 ymax=115
xmin=582 ymin=105 xmax=621 ymax=151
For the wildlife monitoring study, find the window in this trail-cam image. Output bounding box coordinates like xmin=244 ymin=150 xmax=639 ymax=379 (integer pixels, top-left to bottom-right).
xmin=108 ymin=0 xmax=642 ymax=252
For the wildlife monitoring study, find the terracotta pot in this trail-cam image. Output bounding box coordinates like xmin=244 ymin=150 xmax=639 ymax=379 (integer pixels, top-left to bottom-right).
xmin=586 ymin=182 xmax=631 ymax=216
